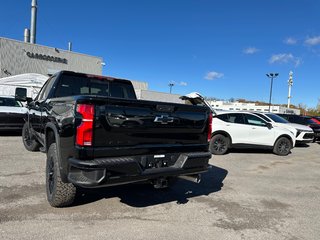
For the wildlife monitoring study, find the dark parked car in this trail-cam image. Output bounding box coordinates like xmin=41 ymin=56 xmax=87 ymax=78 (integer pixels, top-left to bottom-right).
xmin=312 ymin=116 xmax=320 ymax=122
xmin=0 ymin=96 xmax=27 ymax=131
xmin=277 ymin=114 xmax=320 ymax=142
xmin=311 ymin=117 xmax=320 ymax=124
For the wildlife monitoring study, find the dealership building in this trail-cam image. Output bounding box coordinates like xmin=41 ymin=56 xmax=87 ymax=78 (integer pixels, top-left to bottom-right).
xmin=208 ymin=100 xmax=300 ymax=114
xmin=0 ymin=37 xmax=103 ymax=78
xmin=0 ymin=37 xmax=183 ymax=103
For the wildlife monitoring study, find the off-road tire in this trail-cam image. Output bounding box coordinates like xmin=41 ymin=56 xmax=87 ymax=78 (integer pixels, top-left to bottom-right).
xmin=209 ymin=134 xmax=229 ymax=155
xmin=46 ymin=143 xmax=76 ymax=207
xmin=22 ymin=122 xmax=40 ymax=151
xmin=273 ymin=137 xmax=292 ymax=156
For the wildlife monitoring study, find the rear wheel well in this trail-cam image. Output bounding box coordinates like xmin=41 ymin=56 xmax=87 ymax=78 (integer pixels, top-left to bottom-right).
xmin=46 ymin=128 xmax=56 ymax=153
xmin=275 ymin=135 xmax=293 ymax=146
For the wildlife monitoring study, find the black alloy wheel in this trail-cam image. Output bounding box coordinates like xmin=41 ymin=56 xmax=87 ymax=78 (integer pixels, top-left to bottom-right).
xmin=22 ymin=123 xmax=40 ymax=151
xmin=210 ymin=134 xmax=229 ymax=155
xmin=273 ymin=137 xmax=292 ymax=156
xmin=46 ymin=143 xmax=76 ymax=207
xmin=47 ymin=155 xmax=55 ymax=196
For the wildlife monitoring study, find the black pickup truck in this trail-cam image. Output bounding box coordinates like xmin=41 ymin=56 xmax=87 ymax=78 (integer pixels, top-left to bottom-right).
xmin=16 ymin=71 xmax=212 ymax=207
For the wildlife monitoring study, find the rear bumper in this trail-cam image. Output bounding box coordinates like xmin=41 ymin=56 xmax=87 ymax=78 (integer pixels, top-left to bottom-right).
xmin=67 ymin=152 xmax=211 ymax=188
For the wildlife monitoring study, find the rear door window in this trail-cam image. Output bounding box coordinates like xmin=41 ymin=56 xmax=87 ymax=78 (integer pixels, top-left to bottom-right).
xmin=217 ymin=114 xmax=229 ymax=122
xmin=228 ymin=113 xmax=245 ymax=124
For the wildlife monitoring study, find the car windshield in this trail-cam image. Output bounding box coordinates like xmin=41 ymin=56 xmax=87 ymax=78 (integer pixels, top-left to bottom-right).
xmin=254 ymin=113 xmax=271 ymax=122
xmin=266 ymin=114 xmax=289 ymax=123
xmin=0 ymin=97 xmax=22 ymax=107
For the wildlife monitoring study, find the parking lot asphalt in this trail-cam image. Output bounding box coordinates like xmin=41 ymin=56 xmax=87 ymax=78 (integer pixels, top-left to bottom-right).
xmin=0 ymin=134 xmax=319 ymax=240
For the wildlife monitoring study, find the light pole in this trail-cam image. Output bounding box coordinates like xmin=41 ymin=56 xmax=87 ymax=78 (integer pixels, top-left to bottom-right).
xmin=266 ymin=73 xmax=279 ymax=112
xmin=168 ymin=82 xmax=175 ymax=93
xmin=287 ymin=71 xmax=293 ymax=108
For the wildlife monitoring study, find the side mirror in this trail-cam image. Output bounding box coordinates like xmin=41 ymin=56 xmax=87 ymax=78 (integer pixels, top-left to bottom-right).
xmin=266 ymin=122 xmax=273 ymax=129
xmin=15 ymin=87 xmax=27 ymax=102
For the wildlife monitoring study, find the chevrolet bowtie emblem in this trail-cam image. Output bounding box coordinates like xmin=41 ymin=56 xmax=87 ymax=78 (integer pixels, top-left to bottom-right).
xmin=154 ymin=115 xmax=174 ymax=124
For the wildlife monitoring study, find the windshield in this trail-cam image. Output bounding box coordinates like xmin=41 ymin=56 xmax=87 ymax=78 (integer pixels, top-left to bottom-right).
xmin=254 ymin=113 xmax=271 ymax=122
xmin=266 ymin=113 xmax=289 ymax=123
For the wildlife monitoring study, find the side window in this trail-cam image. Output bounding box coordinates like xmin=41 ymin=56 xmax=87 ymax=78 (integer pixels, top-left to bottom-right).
xmin=244 ymin=114 xmax=267 ymax=126
xmin=217 ymin=114 xmax=229 ymax=122
xmin=279 ymin=115 xmax=287 ymax=120
xmin=286 ymin=116 xmax=292 ymax=122
xmin=228 ymin=113 xmax=245 ymax=124
xmin=37 ymin=76 xmax=56 ymax=100
xmin=301 ymin=118 xmax=308 ymax=125
xmin=109 ymin=82 xmax=136 ymax=99
xmin=291 ymin=116 xmax=301 ymax=124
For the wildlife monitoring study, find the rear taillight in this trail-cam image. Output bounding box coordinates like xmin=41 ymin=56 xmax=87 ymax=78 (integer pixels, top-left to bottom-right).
xmin=76 ymin=104 xmax=94 ymax=146
xmin=208 ymin=112 xmax=212 ymax=142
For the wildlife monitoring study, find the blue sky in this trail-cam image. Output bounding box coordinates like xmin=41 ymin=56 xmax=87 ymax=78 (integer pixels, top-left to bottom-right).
xmin=1 ymin=0 xmax=320 ymax=108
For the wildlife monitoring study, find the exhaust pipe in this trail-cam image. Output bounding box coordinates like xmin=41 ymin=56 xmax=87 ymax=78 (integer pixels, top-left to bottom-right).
xmin=179 ymin=174 xmax=201 ymax=183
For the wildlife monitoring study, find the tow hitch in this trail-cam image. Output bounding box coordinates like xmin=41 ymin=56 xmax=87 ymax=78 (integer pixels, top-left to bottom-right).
xmin=153 ymin=178 xmax=168 ymax=189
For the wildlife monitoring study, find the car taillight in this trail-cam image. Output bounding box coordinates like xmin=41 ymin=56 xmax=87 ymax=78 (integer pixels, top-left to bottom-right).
xmin=208 ymin=112 xmax=212 ymax=142
xmin=76 ymin=104 xmax=94 ymax=146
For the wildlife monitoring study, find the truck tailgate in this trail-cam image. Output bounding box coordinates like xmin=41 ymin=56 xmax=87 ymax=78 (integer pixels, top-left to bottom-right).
xmin=92 ymin=98 xmax=209 ymax=156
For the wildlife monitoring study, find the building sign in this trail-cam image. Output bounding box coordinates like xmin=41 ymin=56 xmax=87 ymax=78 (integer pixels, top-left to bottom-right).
xmin=26 ymin=51 xmax=68 ymax=64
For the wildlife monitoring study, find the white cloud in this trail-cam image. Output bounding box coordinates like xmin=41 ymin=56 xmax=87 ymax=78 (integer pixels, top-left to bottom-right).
xmin=204 ymin=71 xmax=224 ymax=80
xmin=284 ymin=37 xmax=297 ymax=45
xmin=305 ymin=36 xmax=320 ymax=46
xmin=169 ymin=81 xmax=187 ymax=86
xmin=243 ymin=47 xmax=259 ymax=54
xmin=269 ymin=53 xmax=301 ymax=67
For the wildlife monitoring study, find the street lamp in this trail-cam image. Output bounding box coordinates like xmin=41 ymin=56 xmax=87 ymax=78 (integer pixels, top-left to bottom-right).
xmin=168 ymin=82 xmax=175 ymax=93
xmin=266 ymin=73 xmax=279 ymax=112
xmin=287 ymin=71 xmax=293 ymax=108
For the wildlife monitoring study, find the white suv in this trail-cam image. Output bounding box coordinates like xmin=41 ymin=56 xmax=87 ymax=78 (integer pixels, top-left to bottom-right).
xmin=180 ymin=93 xmax=296 ymax=156
xmin=253 ymin=112 xmax=314 ymax=144
xmin=210 ymin=112 xmax=296 ymax=155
